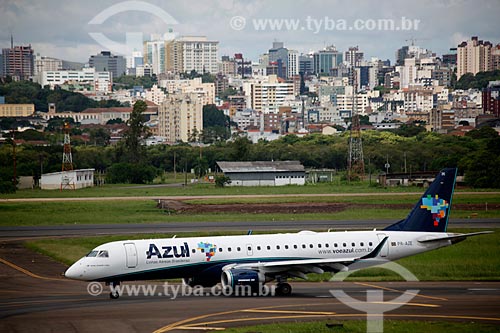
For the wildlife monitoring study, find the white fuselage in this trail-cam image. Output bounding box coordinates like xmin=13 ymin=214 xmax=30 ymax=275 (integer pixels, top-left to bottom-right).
xmin=65 ymin=230 xmax=451 ymax=282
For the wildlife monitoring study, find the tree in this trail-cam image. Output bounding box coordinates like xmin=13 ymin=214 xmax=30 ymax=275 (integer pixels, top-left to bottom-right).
xmin=202 ymin=104 xmax=230 ymax=142
xmin=122 ymin=100 xmax=150 ymax=163
xmin=215 ymin=175 xmax=231 ymax=187
xmin=219 ymin=87 xmax=238 ymax=100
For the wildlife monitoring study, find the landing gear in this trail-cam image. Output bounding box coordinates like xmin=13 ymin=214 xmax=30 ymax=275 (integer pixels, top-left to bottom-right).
xmin=276 ymin=282 xmax=292 ymax=296
xmin=276 ymin=277 xmax=292 ymax=296
xmin=109 ymin=281 xmax=120 ymax=299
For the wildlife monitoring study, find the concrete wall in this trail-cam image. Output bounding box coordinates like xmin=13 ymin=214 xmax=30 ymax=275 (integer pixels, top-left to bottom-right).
xmin=225 ymin=172 xmax=305 ymax=186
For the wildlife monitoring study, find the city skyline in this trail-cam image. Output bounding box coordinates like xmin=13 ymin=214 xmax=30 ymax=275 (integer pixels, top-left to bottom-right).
xmin=1 ymin=0 xmax=500 ymax=64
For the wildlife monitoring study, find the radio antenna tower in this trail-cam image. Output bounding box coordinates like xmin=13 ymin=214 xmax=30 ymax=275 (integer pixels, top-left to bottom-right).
xmin=347 ymin=69 xmax=365 ymax=181
xmin=60 ymin=122 xmax=75 ymax=190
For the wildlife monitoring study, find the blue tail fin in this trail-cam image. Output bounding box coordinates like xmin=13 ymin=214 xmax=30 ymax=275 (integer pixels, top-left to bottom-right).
xmin=384 ymin=168 xmax=457 ymax=232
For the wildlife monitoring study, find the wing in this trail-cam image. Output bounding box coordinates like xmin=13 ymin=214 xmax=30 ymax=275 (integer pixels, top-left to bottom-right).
xmin=222 ymin=237 xmax=389 ymax=279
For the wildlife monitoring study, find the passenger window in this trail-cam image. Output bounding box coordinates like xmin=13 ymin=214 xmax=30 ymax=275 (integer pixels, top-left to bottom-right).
xmin=334 ymin=243 xmax=338 ymax=248
xmin=219 ymin=248 xmax=223 ymax=252
xmin=285 ymin=245 xmax=289 ymax=249
xmin=192 ymin=249 xmax=196 ymax=253
xmin=318 ymin=244 xmax=322 ymax=248
xmin=343 ymin=243 xmax=347 ymax=247
xmin=294 ymin=245 xmax=298 ymax=249
xmin=257 ymin=246 xmax=261 ymax=250
xmin=247 ymin=246 xmax=251 ymax=251
xmin=302 ymin=244 xmax=306 ymax=249
xmin=267 ymin=246 xmax=271 ymax=250
xmin=360 ymin=242 xmax=364 ymax=247
xmin=276 ymin=245 xmax=280 ymax=250
xmin=369 ymin=242 xmax=373 ymax=246
xmin=352 ymin=242 xmax=355 ymax=247
xmin=237 ymin=247 xmax=241 ymax=251
xmin=309 ymin=244 xmax=313 ymax=248
xmin=228 ymin=247 xmax=232 ymax=252
xmin=325 ymin=244 xmax=329 ymax=248
xmin=201 ymin=249 xmax=205 ymax=253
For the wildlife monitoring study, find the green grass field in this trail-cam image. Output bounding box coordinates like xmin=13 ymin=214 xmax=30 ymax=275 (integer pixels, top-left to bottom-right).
xmin=1 ymin=195 xmax=499 ymax=226
xmin=1 ymin=180 xmax=499 ymax=199
xmin=25 ymin=228 xmax=499 ymax=281
xmin=221 ymin=320 xmax=500 ymax=333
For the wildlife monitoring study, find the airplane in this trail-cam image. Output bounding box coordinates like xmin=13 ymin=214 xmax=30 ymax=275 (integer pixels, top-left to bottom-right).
xmin=65 ymin=168 xmax=492 ymax=298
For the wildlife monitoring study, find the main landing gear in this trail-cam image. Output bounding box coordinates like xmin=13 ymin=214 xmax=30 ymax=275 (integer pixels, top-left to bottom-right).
xmin=108 ymin=281 xmax=120 ymax=299
xmin=275 ymin=276 xmax=292 ymax=296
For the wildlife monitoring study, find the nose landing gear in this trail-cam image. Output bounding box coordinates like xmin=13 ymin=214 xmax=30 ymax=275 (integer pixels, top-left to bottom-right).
xmin=108 ymin=281 xmax=121 ymax=299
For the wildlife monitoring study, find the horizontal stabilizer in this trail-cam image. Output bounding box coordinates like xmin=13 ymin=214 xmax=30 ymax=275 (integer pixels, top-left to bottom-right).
xmin=418 ymin=231 xmax=493 ymax=244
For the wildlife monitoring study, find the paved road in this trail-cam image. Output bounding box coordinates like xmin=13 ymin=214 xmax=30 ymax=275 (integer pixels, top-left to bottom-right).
xmin=0 ymin=255 xmax=499 ymax=333
xmin=0 ymin=218 xmax=498 ymax=239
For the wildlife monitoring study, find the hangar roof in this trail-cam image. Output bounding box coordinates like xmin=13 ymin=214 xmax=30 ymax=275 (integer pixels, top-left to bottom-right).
xmin=216 ymin=161 xmax=304 ymax=173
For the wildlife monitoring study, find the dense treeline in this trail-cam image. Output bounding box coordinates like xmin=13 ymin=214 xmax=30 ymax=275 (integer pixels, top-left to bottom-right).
xmin=0 ymin=80 xmax=124 ymax=112
xmin=455 ymin=70 xmax=500 ymax=90
xmin=1 ymin=127 xmax=499 ymax=190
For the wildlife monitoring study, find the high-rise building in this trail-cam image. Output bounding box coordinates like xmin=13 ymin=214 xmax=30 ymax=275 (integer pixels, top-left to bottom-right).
xmin=299 ymin=54 xmax=314 ymax=75
xmin=345 ymin=46 xmax=364 ymax=67
xmin=34 ymin=55 xmax=63 ymax=75
xmin=126 ymin=51 xmax=143 ymax=69
xmin=492 ymin=44 xmax=500 ymax=71
xmin=1 ymin=44 xmax=34 ymax=80
xmin=143 ymin=40 xmax=166 ymax=74
xmin=164 ymin=36 xmax=218 ymax=74
xmin=249 ymin=74 xmax=294 ymax=113
xmin=313 ymin=45 xmax=343 ymax=75
xmin=219 ymin=55 xmax=237 ymax=75
xmin=158 ymin=93 xmax=203 ymax=142
xmin=89 ymin=51 xmax=126 ymax=78
xmin=482 ymin=81 xmax=500 ymax=117
xmin=287 ymin=50 xmax=299 ymax=78
xmin=457 ymin=37 xmax=492 ymax=80
xmin=268 ymin=41 xmax=288 ymax=79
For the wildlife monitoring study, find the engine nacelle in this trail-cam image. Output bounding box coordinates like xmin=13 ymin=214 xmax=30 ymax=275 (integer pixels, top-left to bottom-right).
xmin=221 ymin=269 xmax=265 ymax=293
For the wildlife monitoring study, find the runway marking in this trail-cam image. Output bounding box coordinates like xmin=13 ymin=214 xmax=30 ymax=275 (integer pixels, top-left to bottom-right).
xmin=173 ymin=313 xmax=500 ymax=332
xmin=0 ymin=257 xmax=66 ymax=281
xmin=180 ymin=315 xmax=330 ymax=328
xmin=333 ymin=313 xmax=500 ymax=322
xmin=173 ymin=327 xmax=225 ymax=331
xmin=241 ymin=309 xmax=337 ymax=315
xmin=0 ymin=297 xmax=91 ymax=308
xmin=468 ymin=288 xmax=499 ymax=291
xmin=354 ymin=282 xmax=448 ymax=301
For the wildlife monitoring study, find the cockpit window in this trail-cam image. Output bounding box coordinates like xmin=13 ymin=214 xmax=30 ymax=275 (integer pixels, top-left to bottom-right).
xmin=97 ymin=250 xmax=109 ymax=258
xmin=86 ymin=250 xmax=98 ymax=257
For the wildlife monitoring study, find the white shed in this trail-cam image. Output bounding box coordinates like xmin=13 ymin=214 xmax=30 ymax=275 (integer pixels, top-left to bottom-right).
xmin=216 ymin=161 xmax=305 ymax=186
xmin=40 ymin=169 xmax=95 ymax=190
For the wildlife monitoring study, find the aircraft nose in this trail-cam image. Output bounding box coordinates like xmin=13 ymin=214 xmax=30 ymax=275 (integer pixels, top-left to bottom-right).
xmin=65 ymin=262 xmax=84 ymax=280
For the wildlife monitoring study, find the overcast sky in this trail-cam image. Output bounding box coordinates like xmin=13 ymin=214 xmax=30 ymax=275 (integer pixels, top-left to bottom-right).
xmin=1 ymin=0 xmax=499 ymax=64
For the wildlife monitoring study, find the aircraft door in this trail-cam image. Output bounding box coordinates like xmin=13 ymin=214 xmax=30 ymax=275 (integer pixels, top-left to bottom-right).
xmin=124 ymin=243 xmax=138 ymax=268
xmin=377 ymin=233 xmax=389 ymax=257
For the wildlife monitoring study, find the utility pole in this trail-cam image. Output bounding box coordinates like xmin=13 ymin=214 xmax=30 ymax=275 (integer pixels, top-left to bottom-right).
xmin=347 ymin=68 xmax=365 ymax=181
xmin=11 ymin=130 xmax=17 ymax=188
xmin=173 ymin=151 xmax=177 ymax=180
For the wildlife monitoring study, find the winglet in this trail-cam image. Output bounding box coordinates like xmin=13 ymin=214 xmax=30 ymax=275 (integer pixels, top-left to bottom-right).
xmin=360 ymin=236 xmax=389 ymax=259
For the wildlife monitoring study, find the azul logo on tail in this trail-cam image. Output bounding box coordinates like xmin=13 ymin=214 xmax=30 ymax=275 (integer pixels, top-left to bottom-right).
xmin=420 ymin=194 xmax=449 ymax=227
